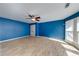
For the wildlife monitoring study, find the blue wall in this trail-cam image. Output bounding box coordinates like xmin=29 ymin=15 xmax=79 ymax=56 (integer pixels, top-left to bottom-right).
xmin=0 ymin=11 xmax=78 ymax=41
xmin=65 ymin=11 xmax=79 ymax=21
xmin=36 ymin=20 xmax=65 ymax=40
xmin=0 ymin=17 xmax=30 ymax=41
xmin=35 ymin=11 xmax=79 ymax=40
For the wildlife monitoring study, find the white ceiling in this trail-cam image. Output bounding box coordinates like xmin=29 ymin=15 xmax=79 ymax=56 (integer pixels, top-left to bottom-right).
xmin=0 ymin=3 xmax=79 ymax=23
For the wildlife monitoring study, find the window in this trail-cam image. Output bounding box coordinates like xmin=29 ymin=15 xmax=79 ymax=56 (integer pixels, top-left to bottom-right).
xmin=77 ymin=17 xmax=79 ymax=44
xmin=65 ymin=17 xmax=79 ymax=45
xmin=65 ymin=19 xmax=74 ymax=41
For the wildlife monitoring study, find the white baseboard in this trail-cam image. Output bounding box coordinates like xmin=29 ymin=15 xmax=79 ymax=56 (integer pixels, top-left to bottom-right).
xmin=36 ymin=36 xmax=65 ymax=43
xmin=0 ymin=36 xmax=29 ymax=43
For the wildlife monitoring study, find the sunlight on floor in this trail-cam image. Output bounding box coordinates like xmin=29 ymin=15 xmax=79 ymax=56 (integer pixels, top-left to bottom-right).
xmin=46 ymin=37 xmax=66 ymax=43
xmin=66 ymin=50 xmax=79 ymax=56
xmin=47 ymin=37 xmax=79 ymax=56
xmin=61 ymin=43 xmax=79 ymax=56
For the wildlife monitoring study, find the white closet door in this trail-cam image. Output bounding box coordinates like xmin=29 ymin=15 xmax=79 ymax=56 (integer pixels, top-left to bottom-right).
xmin=30 ymin=24 xmax=35 ymax=36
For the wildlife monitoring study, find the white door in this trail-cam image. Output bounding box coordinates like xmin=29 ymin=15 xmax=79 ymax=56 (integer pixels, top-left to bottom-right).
xmin=30 ymin=24 xmax=35 ymax=36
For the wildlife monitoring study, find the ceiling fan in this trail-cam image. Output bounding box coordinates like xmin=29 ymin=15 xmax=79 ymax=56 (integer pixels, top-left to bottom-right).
xmin=25 ymin=11 xmax=41 ymax=22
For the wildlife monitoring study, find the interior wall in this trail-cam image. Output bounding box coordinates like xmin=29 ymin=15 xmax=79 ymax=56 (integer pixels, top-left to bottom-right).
xmin=0 ymin=17 xmax=30 ymax=41
xmin=65 ymin=11 xmax=79 ymax=21
xmin=0 ymin=10 xmax=78 ymax=42
xmin=36 ymin=20 xmax=65 ymax=40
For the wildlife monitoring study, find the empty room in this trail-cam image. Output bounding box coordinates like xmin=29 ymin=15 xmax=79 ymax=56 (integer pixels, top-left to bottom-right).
xmin=0 ymin=3 xmax=79 ymax=56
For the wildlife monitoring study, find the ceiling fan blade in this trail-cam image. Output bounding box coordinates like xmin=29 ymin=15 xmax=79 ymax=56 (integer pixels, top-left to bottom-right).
xmin=28 ymin=15 xmax=35 ymax=18
xmin=25 ymin=17 xmax=32 ymax=19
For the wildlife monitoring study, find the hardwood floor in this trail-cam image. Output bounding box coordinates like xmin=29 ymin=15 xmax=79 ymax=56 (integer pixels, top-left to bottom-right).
xmin=0 ymin=36 xmax=79 ymax=56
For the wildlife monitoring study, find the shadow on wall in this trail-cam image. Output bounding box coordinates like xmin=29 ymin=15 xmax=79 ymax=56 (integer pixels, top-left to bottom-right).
xmin=0 ymin=17 xmax=30 ymax=41
xmin=36 ymin=20 xmax=65 ymax=41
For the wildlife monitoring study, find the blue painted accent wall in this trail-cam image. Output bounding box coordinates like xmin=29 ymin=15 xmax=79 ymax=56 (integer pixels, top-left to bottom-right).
xmin=65 ymin=11 xmax=79 ymax=21
xmin=36 ymin=20 xmax=65 ymax=40
xmin=0 ymin=17 xmax=30 ymax=41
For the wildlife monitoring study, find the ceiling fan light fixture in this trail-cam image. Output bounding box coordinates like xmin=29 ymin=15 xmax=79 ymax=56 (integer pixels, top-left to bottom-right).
xmin=32 ymin=18 xmax=36 ymax=21
xmin=31 ymin=17 xmax=40 ymax=22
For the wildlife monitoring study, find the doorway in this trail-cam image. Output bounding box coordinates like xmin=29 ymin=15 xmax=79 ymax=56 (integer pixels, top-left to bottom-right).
xmin=30 ymin=24 xmax=35 ymax=36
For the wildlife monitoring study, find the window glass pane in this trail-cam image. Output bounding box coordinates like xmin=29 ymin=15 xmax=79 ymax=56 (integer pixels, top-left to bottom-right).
xmin=77 ymin=17 xmax=79 ymax=43
xmin=66 ymin=19 xmax=74 ymax=31
xmin=65 ymin=19 xmax=74 ymax=41
xmin=77 ymin=17 xmax=79 ymax=31
xmin=78 ymin=33 xmax=79 ymax=43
